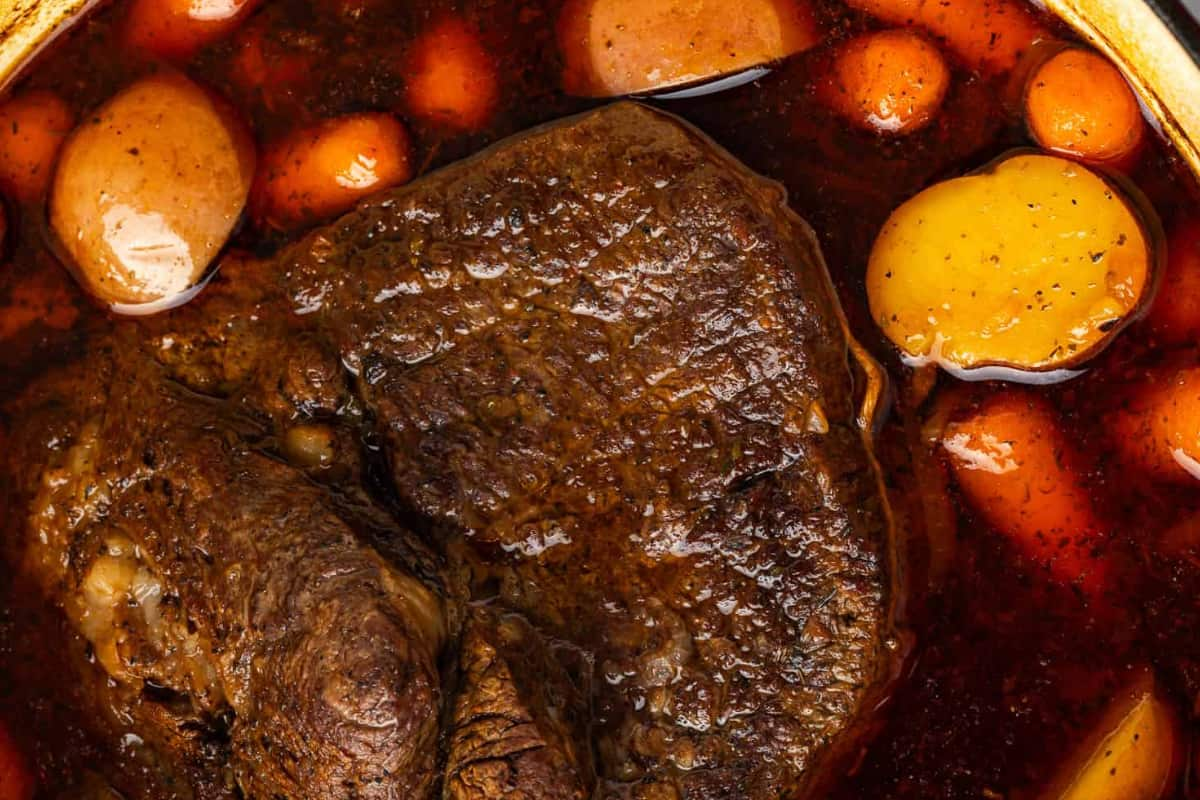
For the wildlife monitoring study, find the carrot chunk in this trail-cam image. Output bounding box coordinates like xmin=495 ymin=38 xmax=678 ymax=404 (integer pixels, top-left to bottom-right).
xmin=0 ymin=90 xmax=74 ymax=203
xmin=228 ymin=19 xmax=313 ymax=113
xmin=0 ymin=721 xmax=34 ymax=800
xmin=816 ymin=29 xmax=950 ymax=136
xmin=404 ymin=17 xmax=499 ymax=132
xmin=0 ymin=260 xmax=81 ymax=342
xmin=252 ymin=112 xmax=413 ymax=230
xmin=1146 ymin=220 xmax=1200 ymax=345
xmin=843 ymin=0 xmax=1045 ymax=74
xmin=1110 ymin=366 xmax=1200 ymax=483
xmin=123 ymin=0 xmax=259 ymax=61
xmin=942 ymin=390 xmax=1107 ymax=593
xmin=558 ymin=0 xmax=821 ymax=97
xmin=1024 ymin=47 xmax=1146 ymax=167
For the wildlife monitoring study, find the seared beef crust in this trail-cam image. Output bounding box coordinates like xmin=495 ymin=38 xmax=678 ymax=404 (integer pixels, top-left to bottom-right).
xmin=2 ymin=342 xmax=446 ymax=800
xmin=2 ymin=103 xmax=896 ymax=799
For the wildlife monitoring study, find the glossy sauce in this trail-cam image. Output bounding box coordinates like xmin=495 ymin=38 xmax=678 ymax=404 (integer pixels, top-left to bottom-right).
xmin=1 ymin=0 xmax=1199 ymax=797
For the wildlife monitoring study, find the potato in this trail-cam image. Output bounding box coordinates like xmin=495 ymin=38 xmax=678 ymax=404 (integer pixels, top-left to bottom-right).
xmin=50 ymin=72 xmax=255 ymax=313
xmin=867 ymin=153 xmax=1156 ymax=380
xmin=557 ymin=0 xmax=821 ymax=97
xmin=1043 ymin=670 xmax=1180 ymax=800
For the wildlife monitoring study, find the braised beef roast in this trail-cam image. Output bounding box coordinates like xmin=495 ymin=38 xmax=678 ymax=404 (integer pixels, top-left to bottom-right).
xmin=2 ymin=343 xmax=449 ymax=800
xmin=0 ymin=103 xmax=898 ymax=799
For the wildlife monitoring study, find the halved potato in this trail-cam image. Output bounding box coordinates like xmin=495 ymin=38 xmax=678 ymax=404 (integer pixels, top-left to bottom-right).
xmin=867 ymin=152 xmax=1158 ymax=381
xmin=557 ymin=0 xmax=820 ymax=97
xmin=1042 ymin=670 xmax=1180 ymax=800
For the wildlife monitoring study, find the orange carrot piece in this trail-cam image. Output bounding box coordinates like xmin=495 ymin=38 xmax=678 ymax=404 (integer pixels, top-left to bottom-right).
xmin=404 ymin=17 xmax=499 ymax=132
xmin=1024 ymin=47 xmax=1146 ymax=168
xmin=0 ymin=262 xmax=81 ymax=342
xmin=252 ymin=112 xmax=413 ymax=230
xmin=0 ymin=90 xmax=74 ymax=203
xmin=0 ymin=722 xmax=33 ymax=800
xmin=123 ymin=0 xmax=259 ymax=60
xmin=942 ymin=390 xmax=1107 ymax=593
xmin=557 ymin=0 xmax=821 ymax=97
xmin=843 ymin=0 xmax=1045 ymax=74
xmin=816 ymin=29 xmax=950 ymax=136
xmin=1110 ymin=366 xmax=1200 ymax=483
xmin=1147 ymin=220 xmax=1200 ymax=345
xmin=229 ymin=20 xmax=312 ymax=112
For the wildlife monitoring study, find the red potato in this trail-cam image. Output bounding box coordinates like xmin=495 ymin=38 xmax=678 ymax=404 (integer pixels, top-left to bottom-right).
xmin=1147 ymin=219 xmax=1200 ymax=345
xmin=1110 ymin=366 xmax=1200 ymax=483
xmin=1024 ymin=47 xmax=1146 ymax=168
xmin=0 ymin=722 xmax=33 ymax=800
xmin=0 ymin=90 xmax=74 ymax=202
xmin=50 ymin=73 xmax=255 ymax=311
xmin=404 ymin=17 xmax=499 ymax=132
xmin=843 ymin=0 xmax=1046 ymax=74
xmin=252 ymin=112 xmax=413 ymax=230
xmin=558 ymin=0 xmax=821 ymax=97
xmin=816 ymin=29 xmax=951 ymax=136
xmin=124 ymin=0 xmax=259 ymax=60
xmin=941 ymin=390 xmax=1107 ymax=594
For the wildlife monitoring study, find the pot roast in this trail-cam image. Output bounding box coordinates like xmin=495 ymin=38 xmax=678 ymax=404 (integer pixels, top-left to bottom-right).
xmin=0 ymin=103 xmax=898 ymax=799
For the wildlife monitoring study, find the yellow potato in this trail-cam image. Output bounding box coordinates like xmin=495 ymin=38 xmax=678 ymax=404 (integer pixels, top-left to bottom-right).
xmin=50 ymin=72 xmax=255 ymax=312
xmin=557 ymin=0 xmax=821 ymax=97
xmin=867 ymin=153 xmax=1156 ymax=380
xmin=1044 ymin=671 xmax=1180 ymax=800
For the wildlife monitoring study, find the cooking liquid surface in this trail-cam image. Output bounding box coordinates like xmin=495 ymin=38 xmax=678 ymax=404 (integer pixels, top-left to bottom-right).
xmin=2 ymin=0 xmax=1200 ymax=797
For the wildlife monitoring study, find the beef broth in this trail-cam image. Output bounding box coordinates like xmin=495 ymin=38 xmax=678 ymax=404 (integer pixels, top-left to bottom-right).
xmin=0 ymin=0 xmax=1198 ymax=799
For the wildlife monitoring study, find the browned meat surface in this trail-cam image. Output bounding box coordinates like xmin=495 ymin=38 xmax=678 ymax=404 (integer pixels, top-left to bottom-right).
xmin=1 ymin=339 xmax=448 ymax=800
xmin=1 ymin=103 xmax=897 ymax=799
xmin=277 ymin=103 xmax=899 ymax=798
xmin=445 ymin=609 xmax=594 ymax=800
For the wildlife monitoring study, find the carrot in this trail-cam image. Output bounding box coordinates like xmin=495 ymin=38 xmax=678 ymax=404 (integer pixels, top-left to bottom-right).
xmin=404 ymin=17 xmax=499 ymax=132
xmin=123 ymin=0 xmax=258 ymax=61
xmin=0 ymin=260 xmax=81 ymax=341
xmin=1146 ymin=219 xmax=1200 ymax=345
xmin=0 ymin=722 xmax=33 ymax=800
xmin=1110 ymin=366 xmax=1200 ymax=483
xmin=816 ymin=29 xmax=950 ymax=136
xmin=941 ymin=390 xmax=1107 ymax=593
xmin=229 ymin=19 xmax=312 ymax=113
xmin=1024 ymin=47 xmax=1146 ymax=168
xmin=0 ymin=90 xmax=74 ymax=203
xmin=252 ymin=112 xmax=413 ymax=230
xmin=842 ymin=0 xmax=1045 ymax=74
xmin=557 ymin=0 xmax=821 ymax=97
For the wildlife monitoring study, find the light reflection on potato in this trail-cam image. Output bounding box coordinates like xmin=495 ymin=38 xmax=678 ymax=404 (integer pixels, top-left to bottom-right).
xmin=50 ymin=72 xmax=254 ymax=313
xmin=867 ymin=153 xmax=1156 ymax=382
xmin=557 ymin=0 xmax=821 ymax=97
